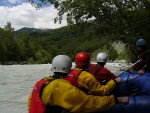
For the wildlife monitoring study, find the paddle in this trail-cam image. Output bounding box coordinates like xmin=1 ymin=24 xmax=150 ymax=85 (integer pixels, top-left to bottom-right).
xmin=118 ymin=60 xmax=141 ymax=76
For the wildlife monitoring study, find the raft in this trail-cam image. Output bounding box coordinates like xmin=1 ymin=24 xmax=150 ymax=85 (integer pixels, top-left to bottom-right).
xmin=106 ymin=96 xmax=150 ymax=113
xmin=105 ymin=72 xmax=150 ymax=113
xmin=119 ymin=72 xmax=150 ymax=96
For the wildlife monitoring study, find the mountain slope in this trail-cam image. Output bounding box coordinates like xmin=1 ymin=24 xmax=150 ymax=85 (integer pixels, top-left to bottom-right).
xmin=14 ymin=26 xmax=126 ymax=61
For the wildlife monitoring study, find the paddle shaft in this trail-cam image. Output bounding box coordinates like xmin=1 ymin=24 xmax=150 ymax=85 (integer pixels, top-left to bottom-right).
xmin=118 ymin=60 xmax=141 ymax=76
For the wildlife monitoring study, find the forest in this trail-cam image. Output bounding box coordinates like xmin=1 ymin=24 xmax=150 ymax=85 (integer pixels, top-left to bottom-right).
xmin=0 ymin=22 xmax=118 ymax=64
xmin=0 ymin=0 xmax=150 ymax=64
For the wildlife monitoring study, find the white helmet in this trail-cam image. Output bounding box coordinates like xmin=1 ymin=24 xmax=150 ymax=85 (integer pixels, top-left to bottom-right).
xmin=51 ymin=55 xmax=72 ymax=73
xmin=96 ymin=52 xmax=108 ymax=63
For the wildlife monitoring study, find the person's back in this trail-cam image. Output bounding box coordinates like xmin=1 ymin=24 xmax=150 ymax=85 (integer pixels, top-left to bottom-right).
xmin=86 ymin=52 xmax=117 ymax=85
xmin=28 ymin=76 xmax=70 ymax=113
xmin=87 ymin=64 xmax=117 ymax=85
xmin=65 ymin=52 xmax=120 ymax=96
xmin=29 ymin=75 xmax=118 ymax=113
xmin=28 ymin=55 xmax=129 ymax=113
xmin=28 ymin=55 xmax=73 ymax=113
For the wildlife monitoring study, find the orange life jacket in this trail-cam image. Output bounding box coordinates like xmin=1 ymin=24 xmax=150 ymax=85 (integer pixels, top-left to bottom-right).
xmin=29 ymin=78 xmax=49 ymax=113
xmin=29 ymin=77 xmax=67 ymax=113
xmin=65 ymin=69 xmax=91 ymax=94
xmin=64 ymin=69 xmax=82 ymax=88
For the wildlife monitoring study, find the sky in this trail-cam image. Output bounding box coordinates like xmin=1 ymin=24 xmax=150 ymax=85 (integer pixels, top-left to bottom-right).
xmin=0 ymin=0 xmax=67 ymax=31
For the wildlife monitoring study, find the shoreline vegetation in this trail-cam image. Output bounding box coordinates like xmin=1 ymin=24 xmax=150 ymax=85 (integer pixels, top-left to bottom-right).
xmin=0 ymin=23 xmax=144 ymax=65
xmin=0 ymin=61 xmax=28 ymax=65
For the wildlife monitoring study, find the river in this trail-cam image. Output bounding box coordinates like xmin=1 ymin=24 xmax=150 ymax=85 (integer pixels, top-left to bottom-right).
xmin=0 ymin=63 xmax=122 ymax=113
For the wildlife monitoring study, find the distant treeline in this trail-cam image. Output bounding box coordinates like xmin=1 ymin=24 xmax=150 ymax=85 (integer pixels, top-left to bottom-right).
xmin=0 ymin=22 xmax=62 ymax=64
xmin=0 ymin=22 xmax=122 ymax=64
xmin=0 ymin=13 xmax=150 ymax=64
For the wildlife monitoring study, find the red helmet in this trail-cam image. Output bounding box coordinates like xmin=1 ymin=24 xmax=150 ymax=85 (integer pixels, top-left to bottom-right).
xmin=75 ymin=52 xmax=90 ymax=68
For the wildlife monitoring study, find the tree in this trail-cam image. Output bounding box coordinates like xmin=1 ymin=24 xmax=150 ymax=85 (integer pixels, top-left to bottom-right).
xmin=108 ymin=47 xmax=118 ymax=61
xmin=4 ymin=22 xmax=14 ymax=32
xmin=29 ymin=0 xmax=150 ymax=39
xmin=35 ymin=49 xmax=52 ymax=64
xmin=0 ymin=23 xmax=16 ymax=62
xmin=29 ymin=0 xmax=150 ymax=61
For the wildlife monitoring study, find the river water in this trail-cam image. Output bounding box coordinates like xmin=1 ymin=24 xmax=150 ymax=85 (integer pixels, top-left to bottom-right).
xmin=0 ymin=63 xmax=122 ymax=113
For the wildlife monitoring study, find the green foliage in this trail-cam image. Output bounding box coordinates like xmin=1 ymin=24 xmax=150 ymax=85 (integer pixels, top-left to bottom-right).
xmin=107 ymin=47 xmax=118 ymax=61
xmin=0 ymin=22 xmax=62 ymax=64
xmin=3 ymin=0 xmax=150 ymax=64
xmin=0 ymin=21 xmax=141 ymax=63
xmin=4 ymin=22 xmax=14 ymax=32
xmin=29 ymin=0 xmax=150 ymax=61
xmin=91 ymin=42 xmax=119 ymax=61
xmin=35 ymin=49 xmax=52 ymax=64
xmin=117 ymin=50 xmax=132 ymax=62
xmin=0 ymin=23 xmax=16 ymax=62
xmin=27 ymin=57 xmax=35 ymax=64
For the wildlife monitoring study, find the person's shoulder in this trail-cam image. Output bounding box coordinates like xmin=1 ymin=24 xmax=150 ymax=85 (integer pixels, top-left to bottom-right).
xmin=82 ymin=70 xmax=95 ymax=77
xmin=53 ymin=78 xmax=70 ymax=83
xmin=72 ymin=67 xmax=82 ymax=71
xmin=89 ymin=63 xmax=98 ymax=66
xmin=50 ymin=79 xmax=71 ymax=87
xmin=99 ymin=67 xmax=109 ymax=71
xmin=98 ymin=67 xmax=113 ymax=74
xmin=73 ymin=67 xmax=94 ymax=77
xmin=44 ymin=79 xmax=77 ymax=93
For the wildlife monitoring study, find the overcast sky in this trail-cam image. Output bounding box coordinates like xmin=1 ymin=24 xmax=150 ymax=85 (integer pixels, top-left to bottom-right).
xmin=0 ymin=0 xmax=67 ymax=31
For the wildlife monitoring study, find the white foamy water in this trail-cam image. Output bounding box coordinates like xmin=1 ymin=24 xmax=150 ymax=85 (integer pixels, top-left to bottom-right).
xmin=0 ymin=64 xmax=53 ymax=113
xmin=0 ymin=63 xmax=122 ymax=113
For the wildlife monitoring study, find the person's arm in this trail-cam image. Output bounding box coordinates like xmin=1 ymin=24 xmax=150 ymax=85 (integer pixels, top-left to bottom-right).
xmin=42 ymin=79 xmax=120 ymax=112
xmin=77 ymin=71 xmax=117 ymax=96
xmin=138 ymin=51 xmax=150 ymax=75
xmin=105 ymin=68 xmax=117 ymax=79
